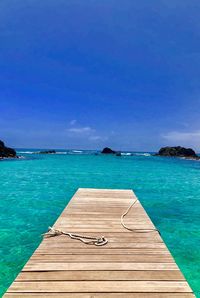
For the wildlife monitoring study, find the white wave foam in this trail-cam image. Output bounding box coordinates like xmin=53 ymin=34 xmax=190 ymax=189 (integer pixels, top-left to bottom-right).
xmin=55 ymin=152 xmax=68 ymax=154
xmin=17 ymin=151 xmax=34 ymax=154
xmin=18 ymin=156 xmax=26 ymax=159
xmin=135 ymin=153 xmax=151 ymax=157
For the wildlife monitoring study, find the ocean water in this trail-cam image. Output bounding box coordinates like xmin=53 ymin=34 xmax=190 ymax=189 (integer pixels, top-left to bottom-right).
xmin=0 ymin=150 xmax=200 ymax=296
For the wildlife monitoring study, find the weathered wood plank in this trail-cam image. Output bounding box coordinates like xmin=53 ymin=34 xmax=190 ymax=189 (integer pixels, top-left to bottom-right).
xmin=7 ymin=281 xmax=192 ymax=293
xmin=16 ymin=270 xmax=185 ymax=281
xmin=39 ymin=242 xmax=166 ymax=248
xmin=35 ymin=248 xmax=171 ymax=254
xmin=4 ymin=293 xmax=195 ymax=298
xmin=29 ymin=254 xmax=174 ymax=262
xmin=23 ymin=262 xmax=179 ymax=271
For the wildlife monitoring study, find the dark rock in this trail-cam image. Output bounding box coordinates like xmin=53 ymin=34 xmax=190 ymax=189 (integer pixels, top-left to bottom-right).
xmin=0 ymin=140 xmax=4 ymax=148
xmin=0 ymin=140 xmax=17 ymax=158
xmin=156 ymin=146 xmax=199 ymax=159
xmin=38 ymin=150 xmax=56 ymax=154
xmin=101 ymin=147 xmax=116 ymax=154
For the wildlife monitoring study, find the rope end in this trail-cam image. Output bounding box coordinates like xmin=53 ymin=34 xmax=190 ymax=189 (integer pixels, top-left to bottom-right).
xmin=42 ymin=227 xmax=63 ymax=238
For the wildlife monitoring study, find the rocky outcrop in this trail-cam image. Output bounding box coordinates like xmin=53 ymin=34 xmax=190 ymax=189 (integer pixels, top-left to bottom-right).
xmin=156 ymin=146 xmax=199 ymax=159
xmin=38 ymin=150 xmax=56 ymax=154
xmin=101 ymin=147 xmax=116 ymax=154
xmin=0 ymin=140 xmax=17 ymax=158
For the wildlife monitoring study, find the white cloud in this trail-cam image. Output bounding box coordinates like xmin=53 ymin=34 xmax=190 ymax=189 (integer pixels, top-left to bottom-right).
xmin=67 ymin=126 xmax=95 ymax=134
xmin=162 ymin=131 xmax=200 ymax=141
xmin=89 ymin=135 xmax=108 ymax=141
xmin=162 ymin=130 xmax=200 ymax=149
xmin=66 ymin=122 xmax=108 ymax=143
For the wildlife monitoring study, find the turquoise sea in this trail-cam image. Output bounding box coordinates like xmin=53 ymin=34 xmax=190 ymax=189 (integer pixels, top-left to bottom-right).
xmin=0 ymin=149 xmax=200 ymax=296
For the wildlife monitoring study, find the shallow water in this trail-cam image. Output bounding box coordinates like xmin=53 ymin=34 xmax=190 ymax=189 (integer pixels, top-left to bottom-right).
xmin=0 ymin=151 xmax=200 ymax=296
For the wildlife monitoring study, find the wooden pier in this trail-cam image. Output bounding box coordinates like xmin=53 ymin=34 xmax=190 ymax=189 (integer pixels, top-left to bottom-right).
xmin=4 ymin=188 xmax=194 ymax=297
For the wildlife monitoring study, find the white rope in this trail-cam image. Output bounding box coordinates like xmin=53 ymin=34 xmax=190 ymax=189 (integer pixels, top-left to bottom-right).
xmin=121 ymin=198 xmax=160 ymax=234
xmin=43 ymin=227 xmax=108 ymax=246
xmin=43 ymin=198 xmax=160 ymax=246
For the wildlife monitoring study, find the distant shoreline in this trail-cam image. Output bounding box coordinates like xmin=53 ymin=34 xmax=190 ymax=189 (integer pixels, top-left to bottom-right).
xmin=0 ymin=148 xmax=199 ymax=163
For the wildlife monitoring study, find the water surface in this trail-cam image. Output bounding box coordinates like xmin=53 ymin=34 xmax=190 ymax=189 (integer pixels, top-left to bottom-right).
xmin=0 ymin=150 xmax=199 ymax=296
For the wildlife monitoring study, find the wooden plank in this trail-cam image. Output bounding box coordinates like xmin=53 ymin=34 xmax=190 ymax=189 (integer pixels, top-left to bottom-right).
xmin=4 ymin=293 xmax=195 ymax=298
xmin=4 ymin=188 xmax=194 ymax=297
xmin=16 ymin=270 xmax=185 ymax=281
xmin=7 ymin=281 xmax=192 ymax=293
xmin=49 ymin=229 xmax=155 ymax=232
xmin=29 ymin=254 xmax=174 ymax=262
xmin=40 ymin=234 xmax=163 ymax=243
xmin=23 ymin=262 xmax=179 ymax=271
xmin=41 ymin=232 xmax=162 ymax=239
xmin=35 ymin=248 xmax=171 ymax=254
xmin=39 ymin=242 xmax=166 ymax=248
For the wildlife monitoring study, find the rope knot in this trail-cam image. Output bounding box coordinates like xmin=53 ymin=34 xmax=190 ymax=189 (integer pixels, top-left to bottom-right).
xmin=43 ymin=227 xmax=63 ymax=238
xmin=95 ymin=236 xmax=108 ymax=246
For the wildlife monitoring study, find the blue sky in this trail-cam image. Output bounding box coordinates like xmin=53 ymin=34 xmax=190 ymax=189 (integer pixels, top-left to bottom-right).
xmin=1 ymin=0 xmax=200 ymax=151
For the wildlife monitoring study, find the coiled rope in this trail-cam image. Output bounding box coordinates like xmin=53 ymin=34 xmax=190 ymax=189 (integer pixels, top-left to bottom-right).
xmin=43 ymin=198 xmax=160 ymax=246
